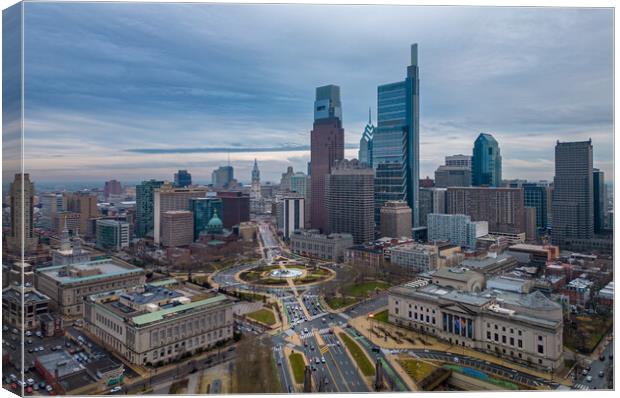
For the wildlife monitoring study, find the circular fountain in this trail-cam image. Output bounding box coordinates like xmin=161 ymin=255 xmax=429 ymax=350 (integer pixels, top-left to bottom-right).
xmin=270 ymin=268 xmax=304 ymax=279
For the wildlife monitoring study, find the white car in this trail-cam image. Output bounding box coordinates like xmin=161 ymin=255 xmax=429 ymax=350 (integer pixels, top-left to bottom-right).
xmin=586 ymin=375 xmax=593 ymax=383
xmin=110 ymin=386 xmax=122 ymax=393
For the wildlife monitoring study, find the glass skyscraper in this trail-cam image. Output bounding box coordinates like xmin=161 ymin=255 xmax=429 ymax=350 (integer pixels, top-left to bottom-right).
xmin=373 ymin=44 xmax=420 ymax=227
xmin=191 ymin=197 xmax=223 ymax=239
xmin=135 ymin=179 xmax=164 ymax=238
xmin=358 ymin=108 xmax=375 ymax=167
xmin=471 ymin=133 xmax=502 ymax=187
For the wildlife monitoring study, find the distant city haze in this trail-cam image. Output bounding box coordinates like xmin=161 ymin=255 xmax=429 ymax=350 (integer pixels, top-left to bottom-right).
xmin=11 ymin=3 xmax=613 ymax=184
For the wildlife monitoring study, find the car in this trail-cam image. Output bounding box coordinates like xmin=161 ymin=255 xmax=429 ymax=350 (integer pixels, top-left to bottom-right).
xmin=304 ymin=341 xmax=308 ymax=347
xmin=586 ymin=365 xmax=592 ymax=371
xmin=336 ymin=341 xmax=341 ymax=346
xmin=110 ymin=386 xmax=123 ymax=393
xmin=2 ymin=326 xmax=8 ymax=332
xmin=33 ymin=384 xmax=39 ymax=391
xmin=321 ymin=318 xmax=326 ymax=323
xmin=46 ymin=385 xmax=54 ymax=392
xmin=599 ymin=371 xmax=605 ymax=377
xmin=609 ymin=353 xmax=614 ymax=360
xmin=372 ymin=346 xmax=381 ymax=353
xmin=599 ymin=354 xmax=605 ymax=361
xmin=25 ymin=331 xmax=32 ymax=337
xmin=35 ymin=331 xmax=42 ymax=338
xmin=28 ymin=348 xmax=34 ymax=353
xmin=9 ymin=383 xmax=17 ymax=391
xmin=303 ymin=328 xmax=309 ymax=334
xmin=26 ymin=386 xmax=33 ymax=394
xmin=11 ymin=328 xmax=18 ymax=334
xmin=26 ymin=378 xmax=34 ymax=386
xmin=586 ymin=375 xmax=593 ymax=383
xmin=55 ymin=345 xmax=62 ymax=351
xmin=26 ymin=339 xmax=33 ymax=345
xmin=453 ymin=357 xmax=460 ymax=363
xmin=310 ymin=345 xmax=315 ymax=351
xmin=315 ymin=357 xmax=320 ymax=364
xmin=582 ymin=369 xmax=589 ymax=376
xmin=39 ymin=382 xmax=46 ymax=389
xmin=277 ymin=360 xmax=282 ymax=366
xmin=321 ymin=357 xmax=326 ymax=363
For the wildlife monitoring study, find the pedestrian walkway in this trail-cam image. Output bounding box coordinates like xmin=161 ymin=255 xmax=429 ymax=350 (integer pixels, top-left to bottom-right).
xmin=573 ymin=383 xmax=590 ymax=390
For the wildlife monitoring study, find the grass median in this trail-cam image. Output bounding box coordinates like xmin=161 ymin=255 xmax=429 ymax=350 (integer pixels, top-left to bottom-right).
xmin=338 ymin=332 xmax=375 ymax=377
xmin=246 ymin=308 xmax=276 ymax=325
xmin=289 ymin=352 xmax=306 ymax=384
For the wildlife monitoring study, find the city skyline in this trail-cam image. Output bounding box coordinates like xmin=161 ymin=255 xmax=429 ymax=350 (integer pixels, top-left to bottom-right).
xmin=5 ymin=3 xmax=613 ymax=184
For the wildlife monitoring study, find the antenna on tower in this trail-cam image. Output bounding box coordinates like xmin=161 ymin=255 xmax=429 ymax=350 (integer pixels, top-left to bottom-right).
xmin=368 ymin=107 xmax=372 ymax=125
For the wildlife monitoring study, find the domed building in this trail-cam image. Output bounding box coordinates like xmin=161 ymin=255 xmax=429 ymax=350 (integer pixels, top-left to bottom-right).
xmin=205 ymin=210 xmax=224 ymax=235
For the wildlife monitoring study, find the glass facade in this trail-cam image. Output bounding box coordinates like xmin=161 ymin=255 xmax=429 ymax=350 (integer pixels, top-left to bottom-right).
xmin=472 ymin=133 xmax=502 ymax=187
xmin=442 ymin=312 xmax=473 ymax=339
xmin=374 ymin=44 xmax=420 ymax=227
xmin=191 ymin=197 xmax=223 ymax=239
xmin=135 ymin=179 xmax=164 ymax=238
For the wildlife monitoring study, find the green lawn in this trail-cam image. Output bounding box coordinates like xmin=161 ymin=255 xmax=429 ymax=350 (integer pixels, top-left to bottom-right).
xmin=373 ymin=309 xmax=390 ymax=324
xmin=325 ymin=296 xmax=358 ymax=310
xmin=247 ymin=308 xmax=276 ymax=325
xmin=398 ymin=359 xmax=435 ymax=382
xmin=343 ymin=281 xmax=390 ymax=298
xmin=289 ymin=352 xmax=306 ymax=384
xmin=338 ymin=332 xmax=375 ymax=376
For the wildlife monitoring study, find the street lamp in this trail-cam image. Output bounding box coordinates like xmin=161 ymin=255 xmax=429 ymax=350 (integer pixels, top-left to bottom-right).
xmin=368 ymin=313 xmax=375 ymax=344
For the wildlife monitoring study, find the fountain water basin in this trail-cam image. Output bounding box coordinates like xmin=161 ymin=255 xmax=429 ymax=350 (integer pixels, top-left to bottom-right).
xmin=270 ymin=268 xmax=304 ymax=279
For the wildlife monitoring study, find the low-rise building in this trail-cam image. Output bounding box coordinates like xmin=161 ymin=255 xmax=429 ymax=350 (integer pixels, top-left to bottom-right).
xmin=35 ymin=258 xmax=146 ymax=317
xmin=84 ymin=285 xmax=235 ymax=366
xmin=2 ymin=284 xmax=50 ymax=330
xmin=96 ymin=219 xmax=130 ymax=251
xmin=429 ymin=267 xmax=486 ymax=292
xmin=460 ymin=252 xmax=519 ymax=276
xmin=561 ymin=278 xmax=593 ymax=306
xmin=289 ymin=229 xmax=353 ymax=262
xmin=388 ymin=279 xmax=564 ymax=371
xmin=390 ymin=244 xmax=440 ymax=274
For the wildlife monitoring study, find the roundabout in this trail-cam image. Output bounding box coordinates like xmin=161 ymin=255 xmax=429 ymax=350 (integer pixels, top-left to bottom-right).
xmin=270 ymin=268 xmax=304 ymax=279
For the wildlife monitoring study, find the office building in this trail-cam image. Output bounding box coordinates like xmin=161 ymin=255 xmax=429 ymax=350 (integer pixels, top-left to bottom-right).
xmin=447 ymin=187 xmax=525 ymax=234
xmin=289 ymin=230 xmax=354 ymax=262
xmin=434 ymin=165 xmax=472 ymax=188
xmin=358 ymin=108 xmax=375 ymax=167
xmin=278 ymin=194 xmax=305 ymax=239
xmin=190 ymin=197 xmax=223 ymax=240
xmin=280 ymin=166 xmax=295 ymax=192
xmin=35 ymin=258 xmax=146 ymax=317
xmin=380 ymin=201 xmax=412 ymax=239
xmin=212 ymin=166 xmax=234 ymax=189
xmin=216 ymin=191 xmax=250 ymax=229
xmin=593 ymin=168 xmax=605 ymax=233
xmin=136 ymin=179 xmax=164 ymax=238
xmin=104 ymin=180 xmax=122 ymax=198
xmin=445 ymin=154 xmax=472 ymax=169
xmin=96 ymin=219 xmax=130 ymax=251
xmin=388 ymin=279 xmax=563 ymax=371
xmin=551 ymin=140 xmax=593 ymax=246
xmin=161 ymin=211 xmax=194 ymax=247
xmin=427 ymin=213 xmax=488 ymax=249
xmin=39 ymin=192 xmax=65 ymax=230
xmin=326 ymin=159 xmax=374 ymax=244
xmin=2 ymin=284 xmax=50 ymax=330
xmin=53 ymin=211 xmax=81 ymax=236
xmin=6 ymin=173 xmax=39 ymax=254
xmin=523 ymin=183 xmax=549 ymax=231
xmin=290 ymin=172 xmax=311 ymax=228
xmin=419 ymin=188 xmax=447 ymax=227
xmin=472 ymin=133 xmax=502 ymax=187
xmin=524 ymin=207 xmax=537 ymax=242
xmin=153 ymin=184 xmax=209 ymax=244
xmin=310 ymin=84 xmax=345 ymax=232
xmin=390 ymin=244 xmax=440 ymax=273
xmin=174 ymin=170 xmax=192 ymax=188
xmin=84 ymin=286 xmax=234 ymax=366
xmin=374 ymin=44 xmax=420 ymax=228
xmin=64 ymin=192 xmax=99 ymax=238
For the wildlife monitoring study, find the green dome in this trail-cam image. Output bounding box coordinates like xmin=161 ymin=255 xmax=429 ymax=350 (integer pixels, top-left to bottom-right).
xmin=206 ymin=210 xmax=223 ymax=234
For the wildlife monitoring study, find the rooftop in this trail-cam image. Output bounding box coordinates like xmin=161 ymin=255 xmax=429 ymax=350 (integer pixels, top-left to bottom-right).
xmin=37 ymin=258 xmax=143 ymax=285
xmin=131 ymin=294 xmax=229 ymax=326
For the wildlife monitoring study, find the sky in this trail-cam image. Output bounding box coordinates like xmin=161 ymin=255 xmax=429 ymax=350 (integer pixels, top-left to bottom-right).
xmin=7 ymin=2 xmax=614 ymax=186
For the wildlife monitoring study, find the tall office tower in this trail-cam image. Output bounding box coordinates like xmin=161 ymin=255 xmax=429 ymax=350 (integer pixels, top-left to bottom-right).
xmin=380 ymin=201 xmax=412 ymax=238
xmin=216 ymin=191 xmax=250 ymax=229
xmin=278 ymin=194 xmax=305 ymax=238
xmin=6 ymin=173 xmax=38 ymax=253
xmin=153 ymin=183 xmax=209 ymax=244
xmin=251 ymin=159 xmax=261 ymax=198
xmin=418 ymin=187 xmax=447 ymax=227
xmin=445 ymin=154 xmax=472 ymax=169
xmin=39 ymin=193 xmax=65 ymax=230
xmin=212 ymin=166 xmax=234 ymax=188
xmin=471 ymin=133 xmax=502 ymax=187
xmin=447 ymin=187 xmax=525 ymax=234
xmin=173 ymin=170 xmax=192 ymax=188
xmin=160 ymin=211 xmax=194 ymax=247
xmin=103 ymin=180 xmax=122 ymax=198
xmin=291 ymin=172 xmax=311 ymax=228
xmin=96 ymin=219 xmax=130 ymax=251
xmin=523 ymin=183 xmax=549 ymax=231
xmin=374 ymin=44 xmax=420 ymax=227
xmin=135 ymin=179 xmax=164 ymax=238
xmin=358 ymin=107 xmax=375 ymax=167
xmin=593 ymin=168 xmax=606 ymax=233
xmin=310 ymin=84 xmax=345 ymax=232
xmin=427 ymin=213 xmax=488 ymax=250
xmin=524 ymin=207 xmax=537 ymax=242
xmin=63 ymin=192 xmax=99 ymax=237
xmin=551 ymin=140 xmax=593 ymax=245
xmin=434 ymin=165 xmax=471 ymax=188
xmin=326 ymin=159 xmax=374 ymax=244
xmin=190 ymin=197 xmax=223 ymax=240
xmin=280 ymin=166 xmax=295 ymax=192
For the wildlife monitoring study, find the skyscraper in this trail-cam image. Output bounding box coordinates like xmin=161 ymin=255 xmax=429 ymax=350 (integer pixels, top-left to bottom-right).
xmin=380 ymin=201 xmax=412 ymax=239
xmin=310 ymin=84 xmax=344 ymax=232
xmin=7 ymin=173 xmax=38 ymax=253
xmin=104 ymin=179 xmax=122 ymax=198
xmin=358 ymin=107 xmax=375 ymax=167
xmin=153 ymin=183 xmax=209 ymax=245
xmin=471 ymin=133 xmax=502 ymax=187
xmin=593 ymin=168 xmax=606 ymax=233
xmin=174 ymin=169 xmax=192 ymax=188
xmin=290 ymin=172 xmax=311 ymax=228
xmin=418 ymin=187 xmax=447 ymax=227
xmin=63 ymin=192 xmax=99 ymax=237
xmin=551 ymin=140 xmax=593 ymax=245
xmin=135 ymin=179 xmax=164 ymax=238
xmin=523 ymin=183 xmax=549 ymax=231
xmin=280 ymin=166 xmax=295 ymax=192
xmin=326 ymin=159 xmax=374 ymax=244
xmin=374 ymin=44 xmax=420 ymax=227
xmin=190 ymin=197 xmax=223 ymax=240
xmin=251 ymin=159 xmax=261 ymax=199
xmin=212 ymin=166 xmax=234 ymax=188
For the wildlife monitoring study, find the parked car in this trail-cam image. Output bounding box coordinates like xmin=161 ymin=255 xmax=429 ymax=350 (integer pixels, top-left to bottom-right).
xmin=586 ymin=375 xmax=593 ymax=383
xmin=598 ymin=371 xmax=605 ymax=377
xmin=110 ymin=386 xmax=122 ymax=393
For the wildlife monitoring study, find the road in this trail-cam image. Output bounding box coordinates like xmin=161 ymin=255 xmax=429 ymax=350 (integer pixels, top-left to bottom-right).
xmin=573 ymin=337 xmax=614 ymax=390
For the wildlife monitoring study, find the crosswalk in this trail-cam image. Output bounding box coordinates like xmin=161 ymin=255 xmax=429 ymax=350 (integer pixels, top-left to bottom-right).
xmin=573 ymin=383 xmax=590 ymax=390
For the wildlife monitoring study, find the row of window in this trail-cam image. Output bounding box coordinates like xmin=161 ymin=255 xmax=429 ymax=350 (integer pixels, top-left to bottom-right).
xmin=150 ymin=310 xmax=227 ymax=345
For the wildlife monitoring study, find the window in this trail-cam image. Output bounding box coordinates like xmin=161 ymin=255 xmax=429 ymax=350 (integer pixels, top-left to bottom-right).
xmin=395 ymin=308 xmax=399 ymax=315
xmin=518 ymin=330 xmax=522 ymax=336
xmin=487 ymin=331 xmax=491 ymax=339
xmin=494 ymin=333 xmax=499 ymax=342
xmin=502 ymin=326 xmax=506 ymax=332
xmin=538 ymin=345 xmax=544 ymax=354
xmin=510 ymin=337 xmax=514 ymax=346
xmin=494 ymin=325 xmax=498 ymax=330
xmin=510 ymin=328 xmax=514 ymax=334
xmin=518 ymin=339 xmax=523 ymax=348
xmin=538 ymin=335 xmax=543 ymax=341
xmin=502 ymin=335 xmax=506 ymax=344
xmin=408 ymin=311 xmax=412 ymax=318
